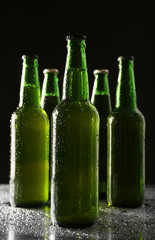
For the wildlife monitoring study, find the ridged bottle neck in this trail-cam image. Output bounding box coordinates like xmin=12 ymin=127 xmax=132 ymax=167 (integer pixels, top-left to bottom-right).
xmin=92 ymin=70 xmax=110 ymax=95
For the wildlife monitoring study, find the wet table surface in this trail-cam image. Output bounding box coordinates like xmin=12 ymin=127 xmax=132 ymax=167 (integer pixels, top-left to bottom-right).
xmin=0 ymin=185 xmax=155 ymax=240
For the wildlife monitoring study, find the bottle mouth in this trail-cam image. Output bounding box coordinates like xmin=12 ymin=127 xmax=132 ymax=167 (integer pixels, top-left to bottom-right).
xmin=43 ymin=69 xmax=59 ymax=74
xmin=66 ymin=34 xmax=86 ymax=41
xmin=22 ymin=55 xmax=39 ymax=60
xmin=22 ymin=55 xmax=39 ymax=66
xmin=117 ymin=56 xmax=134 ymax=62
xmin=93 ymin=69 xmax=109 ymax=75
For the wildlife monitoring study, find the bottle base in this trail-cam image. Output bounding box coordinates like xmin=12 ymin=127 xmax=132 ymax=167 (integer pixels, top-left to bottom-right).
xmin=108 ymin=201 xmax=143 ymax=208
xmin=52 ymin=216 xmax=97 ymax=228
xmin=10 ymin=201 xmax=49 ymax=208
xmin=55 ymin=222 xmax=95 ymax=228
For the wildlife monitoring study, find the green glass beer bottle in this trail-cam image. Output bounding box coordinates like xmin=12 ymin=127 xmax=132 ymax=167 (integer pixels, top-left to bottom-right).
xmin=107 ymin=56 xmax=145 ymax=207
xmin=51 ymin=35 xmax=99 ymax=227
xmin=91 ymin=69 xmax=111 ymax=199
xmin=10 ymin=55 xmax=49 ymax=207
xmin=41 ymin=69 xmax=60 ymax=117
xmin=41 ymin=69 xmax=60 ymax=198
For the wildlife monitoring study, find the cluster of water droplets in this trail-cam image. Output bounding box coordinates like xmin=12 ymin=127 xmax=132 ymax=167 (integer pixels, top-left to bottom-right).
xmin=0 ymin=185 xmax=155 ymax=239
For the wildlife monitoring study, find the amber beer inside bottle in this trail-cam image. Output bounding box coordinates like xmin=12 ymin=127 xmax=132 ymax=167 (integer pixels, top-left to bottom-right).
xmin=51 ymin=35 xmax=99 ymax=227
xmin=10 ymin=55 xmax=49 ymax=207
xmin=107 ymin=56 xmax=145 ymax=207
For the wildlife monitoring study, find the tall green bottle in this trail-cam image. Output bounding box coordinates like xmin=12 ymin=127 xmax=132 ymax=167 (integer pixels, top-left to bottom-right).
xmin=107 ymin=56 xmax=145 ymax=207
xmin=51 ymin=35 xmax=99 ymax=227
xmin=10 ymin=55 xmax=49 ymax=207
xmin=91 ymin=69 xmax=111 ymax=199
xmin=41 ymin=69 xmax=60 ymax=198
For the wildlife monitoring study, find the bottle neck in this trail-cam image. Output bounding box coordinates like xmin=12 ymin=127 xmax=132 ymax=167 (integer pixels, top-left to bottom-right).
xmin=62 ymin=38 xmax=89 ymax=101
xmin=115 ymin=59 xmax=137 ymax=111
xmin=41 ymin=72 xmax=60 ymax=97
xmin=92 ymin=72 xmax=110 ymax=97
xmin=19 ymin=57 xmax=41 ymax=108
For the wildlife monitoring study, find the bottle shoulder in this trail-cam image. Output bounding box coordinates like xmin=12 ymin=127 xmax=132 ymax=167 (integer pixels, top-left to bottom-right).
xmin=53 ymin=100 xmax=99 ymax=119
xmin=11 ymin=106 xmax=49 ymax=122
xmin=108 ymin=107 xmax=145 ymax=124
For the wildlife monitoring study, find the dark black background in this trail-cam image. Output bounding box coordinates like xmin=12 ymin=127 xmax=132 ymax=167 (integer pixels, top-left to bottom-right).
xmin=0 ymin=1 xmax=154 ymax=184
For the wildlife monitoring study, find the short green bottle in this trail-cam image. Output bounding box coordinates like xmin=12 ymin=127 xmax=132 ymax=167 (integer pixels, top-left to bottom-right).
xmin=10 ymin=55 xmax=49 ymax=207
xmin=107 ymin=56 xmax=145 ymax=207
xmin=41 ymin=69 xmax=60 ymax=199
xmin=41 ymin=68 xmax=60 ymax=117
xmin=51 ymin=35 xmax=99 ymax=227
xmin=91 ymin=69 xmax=111 ymax=199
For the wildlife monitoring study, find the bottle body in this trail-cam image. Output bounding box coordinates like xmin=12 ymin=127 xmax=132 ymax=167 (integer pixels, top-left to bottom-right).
xmin=10 ymin=55 xmax=49 ymax=207
xmin=107 ymin=56 xmax=145 ymax=207
xmin=42 ymin=95 xmax=60 ymax=116
xmin=107 ymin=109 xmax=145 ymax=207
xmin=91 ymin=70 xmax=111 ymax=199
xmin=51 ymin=100 xmax=99 ymax=226
xmin=10 ymin=107 xmax=49 ymax=207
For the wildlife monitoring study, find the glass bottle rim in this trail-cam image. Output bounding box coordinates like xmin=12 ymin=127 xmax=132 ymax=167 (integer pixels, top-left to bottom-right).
xmin=22 ymin=55 xmax=39 ymax=60
xmin=66 ymin=34 xmax=86 ymax=41
xmin=43 ymin=69 xmax=59 ymax=74
xmin=93 ymin=69 xmax=109 ymax=75
xmin=117 ymin=56 xmax=134 ymax=62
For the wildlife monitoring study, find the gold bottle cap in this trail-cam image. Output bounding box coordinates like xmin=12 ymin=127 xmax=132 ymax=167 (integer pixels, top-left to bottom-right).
xmin=43 ymin=69 xmax=59 ymax=74
xmin=93 ymin=69 xmax=109 ymax=75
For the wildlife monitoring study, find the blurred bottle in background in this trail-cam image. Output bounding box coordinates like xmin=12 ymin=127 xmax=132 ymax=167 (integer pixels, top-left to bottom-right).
xmin=91 ymin=69 xmax=111 ymax=199
xmin=41 ymin=69 xmax=60 ymax=200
